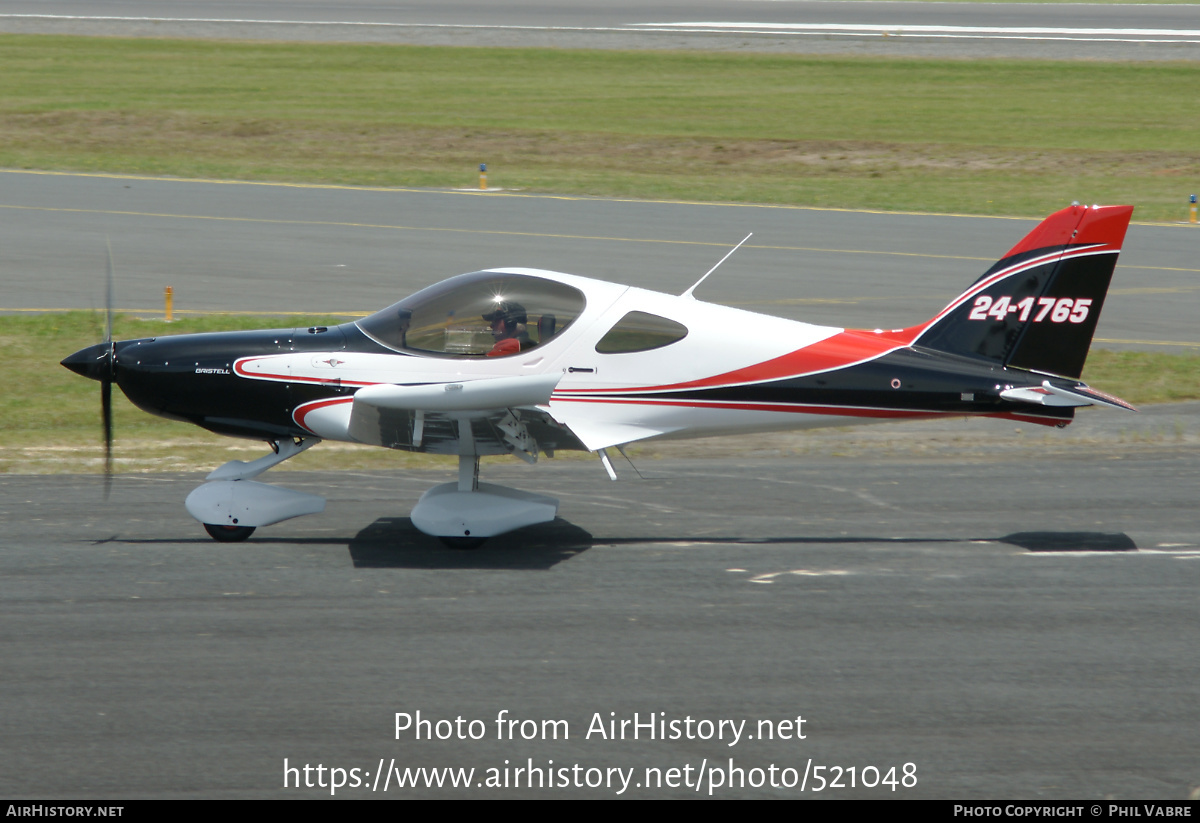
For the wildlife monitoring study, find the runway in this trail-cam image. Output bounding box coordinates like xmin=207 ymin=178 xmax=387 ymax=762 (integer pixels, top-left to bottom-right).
xmin=3 ymin=169 xmax=1199 ymax=353
xmin=3 ymin=428 xmax=1200 ymax=797
xmin=1 ymin=0 xmax=1199 ymax=59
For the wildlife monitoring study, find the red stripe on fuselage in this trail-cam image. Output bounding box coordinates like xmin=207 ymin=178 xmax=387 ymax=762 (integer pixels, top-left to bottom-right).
xmin=555 ymin=329 xmax=908 ymax=396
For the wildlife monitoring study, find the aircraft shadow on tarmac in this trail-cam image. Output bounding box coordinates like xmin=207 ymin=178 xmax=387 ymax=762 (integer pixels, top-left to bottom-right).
xmin=348 ymin=517 xmax=594 ymax=569
xmin=101 ymin=522 xmax=1137 ymax=569
xmin=343 ymin=519 xmax=1138 ymax=569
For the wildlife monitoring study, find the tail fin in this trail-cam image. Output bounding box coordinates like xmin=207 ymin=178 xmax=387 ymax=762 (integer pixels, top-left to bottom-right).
xmin=912 ymin=204 xmax=1133 ymax=379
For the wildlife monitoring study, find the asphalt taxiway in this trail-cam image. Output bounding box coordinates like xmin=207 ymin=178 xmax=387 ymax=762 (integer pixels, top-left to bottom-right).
xmin=3 ymin=430 xmax=1200 ymax=798
xmin=3 ymin=170 xmax=1199 ymax=353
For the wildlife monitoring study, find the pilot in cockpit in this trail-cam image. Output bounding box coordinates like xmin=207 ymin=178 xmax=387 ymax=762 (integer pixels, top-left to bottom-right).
xmin=394 ymin=308 xmax=412 ymax=349
xmin=482 ymin=301 xmax=533 ymax=357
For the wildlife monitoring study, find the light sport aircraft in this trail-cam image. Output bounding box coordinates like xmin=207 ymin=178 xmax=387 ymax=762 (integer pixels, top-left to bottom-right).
xmin=63 ymin=204 xmax=1136 ymax=547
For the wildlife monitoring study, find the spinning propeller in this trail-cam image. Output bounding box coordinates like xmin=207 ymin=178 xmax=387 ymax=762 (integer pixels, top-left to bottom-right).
xmin=60 ymin=240 xmax=118 ymax=495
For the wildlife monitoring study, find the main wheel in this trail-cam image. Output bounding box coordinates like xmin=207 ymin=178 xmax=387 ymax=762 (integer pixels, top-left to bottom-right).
xmin=439 ymin=535 xmax=487 ymax=550
xmin=204 ymin=523 xmax=256 ymax=542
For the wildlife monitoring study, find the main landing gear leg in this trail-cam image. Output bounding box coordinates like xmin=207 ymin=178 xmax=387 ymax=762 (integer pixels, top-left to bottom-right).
xmin=440 ymin=454 xmax=487 ymax=549
xmin=410 ymin=421 xmax=559 ymax=549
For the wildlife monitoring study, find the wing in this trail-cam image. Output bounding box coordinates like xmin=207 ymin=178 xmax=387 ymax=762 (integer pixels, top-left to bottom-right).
xmin=346 ymin=373 xmax=584 ymax=460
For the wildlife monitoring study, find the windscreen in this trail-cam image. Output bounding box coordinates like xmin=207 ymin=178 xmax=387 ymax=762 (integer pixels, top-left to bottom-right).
xmin=357 ymin=272 xmax=586 ymax=358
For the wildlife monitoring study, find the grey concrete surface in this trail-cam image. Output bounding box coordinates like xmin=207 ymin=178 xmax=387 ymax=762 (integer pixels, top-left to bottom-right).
xmin=1 ymin=437 xmax=1198 ymax=798
xmin=2 ymin=170 xmax=1198 ymax=353
xmin=1 ymin=0 xmax=1198 ymax=59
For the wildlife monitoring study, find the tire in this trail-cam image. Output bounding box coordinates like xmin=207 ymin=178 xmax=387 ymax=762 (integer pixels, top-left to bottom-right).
xmin=204 ymin=523 xmax=256 ymax=542
xmin=439 ymin=535 xmax=487 ymax=550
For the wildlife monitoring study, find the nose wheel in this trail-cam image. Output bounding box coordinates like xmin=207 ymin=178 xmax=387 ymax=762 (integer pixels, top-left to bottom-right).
xmin=203 ymin=523 xmax=257 ymax=542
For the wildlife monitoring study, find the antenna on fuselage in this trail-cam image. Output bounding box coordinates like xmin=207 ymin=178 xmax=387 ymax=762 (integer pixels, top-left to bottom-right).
xmin=680 ymin=232 xmax=753 ymax=300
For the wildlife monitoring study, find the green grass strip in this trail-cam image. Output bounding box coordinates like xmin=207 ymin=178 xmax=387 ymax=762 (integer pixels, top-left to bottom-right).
xmin=1 ymin=35 xmax=1198 ymax=219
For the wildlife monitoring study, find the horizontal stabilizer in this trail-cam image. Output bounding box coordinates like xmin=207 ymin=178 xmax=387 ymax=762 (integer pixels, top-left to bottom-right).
xmin=1045 ymin=382 xmax=1137 ymax=412
xmin=1001 ymin=381 xmax=1136 ymax=412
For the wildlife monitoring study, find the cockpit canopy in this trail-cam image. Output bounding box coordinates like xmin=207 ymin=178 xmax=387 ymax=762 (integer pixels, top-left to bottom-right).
xmin=356 ymin=271 xmax=587 ymax=358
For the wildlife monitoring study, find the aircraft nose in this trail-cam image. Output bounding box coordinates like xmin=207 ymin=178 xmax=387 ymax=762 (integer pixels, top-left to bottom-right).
xmin=61 ymin=342 xmax=112 ymax=381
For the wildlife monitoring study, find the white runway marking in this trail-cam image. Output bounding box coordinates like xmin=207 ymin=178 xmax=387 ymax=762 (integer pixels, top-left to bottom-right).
xmin=7 ymin=14 xmax=1199 ymax=45
xmin=636 ymin=21 xmax=1200 ymax=44
xmin=749 ymin=569 xmax=852 ymax=584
